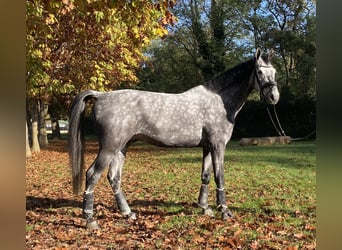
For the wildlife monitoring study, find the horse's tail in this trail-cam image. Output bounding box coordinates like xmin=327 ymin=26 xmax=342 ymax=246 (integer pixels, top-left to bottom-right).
xmin=69 ymin=90 xmax=100 ymax=195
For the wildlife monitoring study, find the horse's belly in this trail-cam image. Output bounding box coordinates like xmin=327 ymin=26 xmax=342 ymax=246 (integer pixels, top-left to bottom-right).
xmin=139 ymin=123 xmax=203 ymax=147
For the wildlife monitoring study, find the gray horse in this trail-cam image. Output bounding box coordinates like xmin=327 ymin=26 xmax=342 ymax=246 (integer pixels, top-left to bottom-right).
xmin=69 ymin=48 xmax=279 ymax=229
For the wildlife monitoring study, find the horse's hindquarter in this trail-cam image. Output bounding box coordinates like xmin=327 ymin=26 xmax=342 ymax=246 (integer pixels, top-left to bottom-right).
xmin=93 ymin=87 xmax=232 ymax=148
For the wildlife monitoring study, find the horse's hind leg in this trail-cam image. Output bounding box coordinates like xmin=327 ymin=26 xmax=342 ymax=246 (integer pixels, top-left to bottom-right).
xmin=198 ymin=147 xmax=214 ymax=217
xmin=83 ymin=151 xmax=114 ymax=229
xmin=107 ymin=149 xmax=136 ymax=220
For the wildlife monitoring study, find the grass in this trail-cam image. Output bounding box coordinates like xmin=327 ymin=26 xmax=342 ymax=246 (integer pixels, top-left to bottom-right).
xmin=123 ymin=140 xmax=316 ymax=248
xmin=26 ymin=140 xmax=316 ymax=249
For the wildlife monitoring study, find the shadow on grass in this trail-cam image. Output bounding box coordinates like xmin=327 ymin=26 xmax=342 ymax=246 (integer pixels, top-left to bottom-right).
xmin=26 ymin=195 xmax=82 ymax=210
xmin=26 ymin=196 xmax=86 ymax=228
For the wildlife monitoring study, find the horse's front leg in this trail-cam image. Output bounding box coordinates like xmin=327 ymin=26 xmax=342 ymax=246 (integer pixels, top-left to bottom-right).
xmin=107 ymin=150 xmax=136 ymax=220
xmin=198 ymin=147 xmax=214 ymax=217
xmin=211 ymin=143 xmax=234 ymax=220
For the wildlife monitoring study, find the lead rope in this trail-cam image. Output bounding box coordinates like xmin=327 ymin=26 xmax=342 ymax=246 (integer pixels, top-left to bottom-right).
xmin=272 ymin=105 xmax=287 ymax=136
xmin=265 ymin=104 xmax=287 ymax=137
xmin=265 ymin=102 xmax=316 ymax=140
xmin=266 ymin=105 xmax=316 ymax=140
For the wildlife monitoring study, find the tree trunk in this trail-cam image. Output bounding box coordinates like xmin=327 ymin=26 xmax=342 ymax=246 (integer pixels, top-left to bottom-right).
xmin=31 ymin=100 xmax=40 ymax=153
xmin=31 ymin=121 xmax=40 ymax=153
xmin=51 ymin=117 xmax=61 ymax=139
xmin=26 ymin=121 xmax=32 ymax=157
xmin=279 ymin=45 xmax=290 ymax=87
xmin=38 ymin=99 xmax=49 ymax=148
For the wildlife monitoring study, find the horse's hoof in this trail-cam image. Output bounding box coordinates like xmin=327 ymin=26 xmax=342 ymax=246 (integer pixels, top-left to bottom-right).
xmin=203 ymin=207 xmax=214 ymax=217
xmin=86 ymin=220 xmax=100 ymax=230
xmin=126 ymin=212 xmax=137 ymax=221
xmin=221 ymin=210 xmax=234 ymax=220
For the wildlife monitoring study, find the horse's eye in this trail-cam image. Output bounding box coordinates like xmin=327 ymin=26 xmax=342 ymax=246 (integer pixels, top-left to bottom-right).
xmin=257 ymin=70 xmax=262 ymax=74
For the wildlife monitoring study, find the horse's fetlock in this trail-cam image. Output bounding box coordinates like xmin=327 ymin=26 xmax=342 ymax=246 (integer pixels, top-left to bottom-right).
xmin=203 ymin=207 xmax=214 ymax=217
xmin=126 ymin=212 xmax=137 ymax=221
xmin=86 ymin=220 xmax=100 ymax=230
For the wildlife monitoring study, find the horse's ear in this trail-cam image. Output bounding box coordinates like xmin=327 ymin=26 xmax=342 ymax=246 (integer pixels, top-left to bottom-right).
xmin=268 ymin=49 xmax=274 ymax=61
xmin=255 ymin=48 xmax=262 ymax=60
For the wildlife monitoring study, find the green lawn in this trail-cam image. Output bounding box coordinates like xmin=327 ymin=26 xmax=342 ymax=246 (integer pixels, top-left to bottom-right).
xmin=122 ymin=141 xmax=316 ymax=248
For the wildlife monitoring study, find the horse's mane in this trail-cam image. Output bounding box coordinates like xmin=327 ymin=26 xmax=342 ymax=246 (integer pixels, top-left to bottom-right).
xmin=206 ymin=58 xmax=255 ymax=93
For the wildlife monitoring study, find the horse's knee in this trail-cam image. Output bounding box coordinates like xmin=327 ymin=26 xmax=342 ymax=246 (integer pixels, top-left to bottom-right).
xmin=106 ymin=171 xmax=114 ymax=184
xmin=85 ymin=166 xmax=95 ymax=181
xmin=107 ymin=171 xmax=121 ymax=193
xmin=201 ymin=172 xmax=210 ymax=185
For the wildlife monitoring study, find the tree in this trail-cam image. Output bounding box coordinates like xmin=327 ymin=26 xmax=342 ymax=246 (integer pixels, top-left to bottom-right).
xmin=26 ymin=0 xmax=176 ymax=149
xmin=179 ymin=0 xmax=248 ymax=80
xmin=27 ymin=0 xmax=177 ymax=93
xmin=138 ymin=0 xmax=252 ymax=90
xmin=137 ymin=37 xmax=204 ymax=93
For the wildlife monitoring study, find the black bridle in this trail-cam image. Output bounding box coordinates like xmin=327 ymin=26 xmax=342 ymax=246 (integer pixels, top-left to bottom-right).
xmin=254 ymin=65 xmax=278 ymax=100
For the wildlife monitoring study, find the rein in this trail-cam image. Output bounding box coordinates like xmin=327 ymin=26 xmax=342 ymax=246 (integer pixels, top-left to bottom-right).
xmin=254 ymin=66 xmax=287 ymax=137
xmin=263 ymin=101 xmax=315 ymax=141
xmin=265 ymin=104 xmax=287 ymax=137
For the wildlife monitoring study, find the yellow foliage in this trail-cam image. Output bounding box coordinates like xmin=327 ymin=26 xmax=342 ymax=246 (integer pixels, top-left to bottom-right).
xmin=27 ymin=0 xmax=177 ymax=99
xmin=45 ymin=14 xmax=57 ymax=24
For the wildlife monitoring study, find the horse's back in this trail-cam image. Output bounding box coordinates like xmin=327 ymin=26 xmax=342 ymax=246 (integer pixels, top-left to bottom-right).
xmin=93 ymin=86 xmax=213 ymax=121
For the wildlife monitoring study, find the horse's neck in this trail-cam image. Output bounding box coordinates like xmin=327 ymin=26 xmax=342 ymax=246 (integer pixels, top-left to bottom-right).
xmin=211 ymin=66 xmax=254 ymax=119
xmin=219 ymin=80 xmax=253 ymax=119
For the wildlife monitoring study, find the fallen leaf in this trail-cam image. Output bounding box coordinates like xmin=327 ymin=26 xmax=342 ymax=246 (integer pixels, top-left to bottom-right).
xmin=193 ymin=236 xmax=205 ymax=243
xmin=294 ymin=233 xmax=306 ymax=239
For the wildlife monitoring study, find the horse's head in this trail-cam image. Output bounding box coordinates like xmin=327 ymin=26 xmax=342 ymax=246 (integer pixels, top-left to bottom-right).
xmin=253 ymin=48 xmax=280 ymax=105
